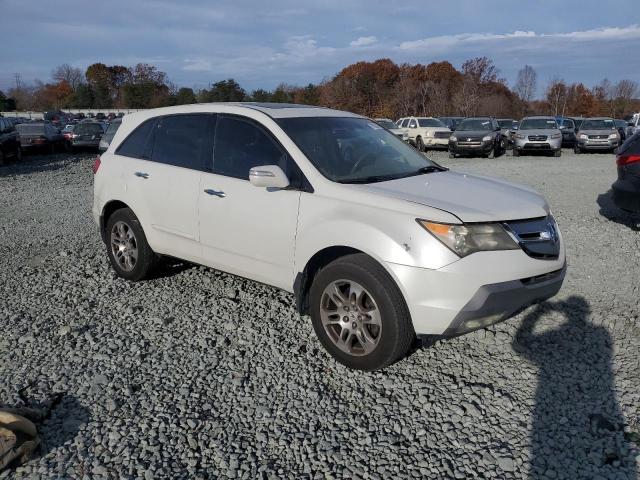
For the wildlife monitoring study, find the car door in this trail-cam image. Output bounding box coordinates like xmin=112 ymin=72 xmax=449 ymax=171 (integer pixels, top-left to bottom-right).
xmin=117 ymin=114 xmax=214 ymax=261
xmin=198 ymin=114 xmax=302 ymax=290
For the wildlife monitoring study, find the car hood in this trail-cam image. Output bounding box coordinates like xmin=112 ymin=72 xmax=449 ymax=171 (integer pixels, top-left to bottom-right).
xmin=519 ymin=129 xmax=561 ymax=136
xmin=452 ymin=130 xmax=493 ymax=138
xmin=388 ymin=127 xmax=404 ymax=134
xmin=354 ymin=170 xmax=548 ymax=222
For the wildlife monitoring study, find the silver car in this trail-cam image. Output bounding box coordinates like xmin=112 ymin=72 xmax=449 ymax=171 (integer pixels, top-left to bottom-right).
xmin=513 ymin=116 xmax=562 ymax=157
xmin=575 ymin=117 xmax=620 ymax=154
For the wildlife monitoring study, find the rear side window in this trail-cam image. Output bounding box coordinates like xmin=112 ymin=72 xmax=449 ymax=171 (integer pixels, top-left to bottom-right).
xmin=116 ymin=119 xmax=156 ymax=159
xmin=213 ymin=116 xmax=289 ymax=180
xmin=151 ymin=114 xmax=213 ymax=170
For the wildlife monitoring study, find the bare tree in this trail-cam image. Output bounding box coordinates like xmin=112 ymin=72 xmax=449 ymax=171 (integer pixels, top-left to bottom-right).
xmin=612 ymin=79 xmax=638 ymax=117
xmin=52 ymin=64 xmax=84 ymax=90
xmin=546 ymin=78 xmax=567 ymax=116
xmin=514 ymin=65 xmax=537 ymax=103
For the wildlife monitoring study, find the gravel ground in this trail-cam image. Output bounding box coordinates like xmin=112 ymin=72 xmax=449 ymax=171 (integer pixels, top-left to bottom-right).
xmin=0 ymin=149 xmax=638 ymax=479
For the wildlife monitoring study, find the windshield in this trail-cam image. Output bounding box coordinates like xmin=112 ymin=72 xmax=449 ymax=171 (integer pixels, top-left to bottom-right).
xmin=277 ymin=117 xmax=443 ymax=184
xmin=375 ymin=120 xmax=397 ymax=130
xmin=582 ymin=119 xmax=615 ymax=130
xmin=456 ymin=119 xmax=492 ymax=131
xmin=16 ymin=124 xmax=45 ymax=134
xmin=520 ymin=118 xmax=558 ymax=130
xmin=418 ymin=118 xmax=445 ymax=128
xmin=75 ymin=123 xmax=104 ymax=134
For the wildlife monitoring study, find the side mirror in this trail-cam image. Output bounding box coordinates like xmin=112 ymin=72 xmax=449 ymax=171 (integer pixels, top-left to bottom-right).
xmin=249 ymin=165 xmax=290 ymax=189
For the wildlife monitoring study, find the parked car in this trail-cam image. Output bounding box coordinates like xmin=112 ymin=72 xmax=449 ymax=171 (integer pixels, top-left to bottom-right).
xmin=16 ymin=123 xmax=66 ymax=153
xmin=615 ymin=119 xmax=628 ymax=142
xmin=575 ymin=117 xmax=620 ymax=153
xmin=95 ymin=113 xmax=106 ymax=121
xmin=555 ymin=117 xmax=577 ymax=147
xmin=448 ymin=117 xmax=507 ymax=158
xmin=513 ymin=116 xmax=562 ymax=157
xmin=627 ymin=113 xmax=640 ymax=138
xmin=497 ymin=119 xmax=518 ymax=146
xmin=99 ymin=118 xmax=122 ymax=152
xmin=438 ymin=117 xmax=464 ymax=131
xmin=94 ymin=103 xmax=565 ymax=370
xmin=397 ymin=116 xmax=451 ymax=151
xmin=107 ymin=113 xmax=116 ymax=122
xmin=612 ymin=132 xmax=640 ymax=212
xmin=0 ymin=117 xmax=22 ymax=164
xmin=374 ymin=118 xmax=409 ymax=142
xmin=69 ymin=121 xmax=104 ymax=150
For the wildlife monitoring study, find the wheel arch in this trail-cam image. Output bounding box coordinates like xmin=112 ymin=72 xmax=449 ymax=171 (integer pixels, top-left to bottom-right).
xmin=100 ymin=200 xmax=131 ymax=242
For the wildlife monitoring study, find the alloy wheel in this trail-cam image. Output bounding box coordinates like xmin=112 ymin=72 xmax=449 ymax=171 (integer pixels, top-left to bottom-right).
xmin=110 ymin=221 xmax=138 ymax=272
xmin=320 ymin=279 xmax=382 ymax=356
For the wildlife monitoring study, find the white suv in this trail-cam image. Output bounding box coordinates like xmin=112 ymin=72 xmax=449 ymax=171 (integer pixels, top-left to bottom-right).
xmin=396 ymin=116 xmax=451 ymax=151
xmin=93 ymin=103 xmax=566 ymax=370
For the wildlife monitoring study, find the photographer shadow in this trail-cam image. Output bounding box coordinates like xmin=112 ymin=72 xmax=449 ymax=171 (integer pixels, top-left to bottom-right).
xmin=512 ymin=296 xmax=637 ymax=478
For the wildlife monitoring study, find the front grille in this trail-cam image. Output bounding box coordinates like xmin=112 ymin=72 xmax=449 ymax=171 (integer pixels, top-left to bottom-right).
xmin=588 ymin=134 xmax=608 ymax=139
xmin=528 ymin=135 xmax=548 ymax=141
xmin=503 ymin=216 xmax=560 ymax=260
xmin=434 ymin=131 xmax=451 ymax=139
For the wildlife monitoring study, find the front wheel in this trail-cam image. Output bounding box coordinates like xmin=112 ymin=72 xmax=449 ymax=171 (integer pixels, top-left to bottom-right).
xmin=416 ymin=137 xmax=424 ymax=152
xmin=105 ymin=208 xmax=157 ymax=281
xmin=309 ymin=254 xmax=415 ymax=370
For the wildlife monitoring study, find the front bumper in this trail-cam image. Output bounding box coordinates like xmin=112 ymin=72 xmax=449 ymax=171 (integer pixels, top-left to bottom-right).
xmin=449 ymin=141 xmax=493 ymax=155
xmin=578 ymin=139 xmax=618 ymax=150
xmin=514 ymin=137 xmax=562 ymax=152
xmin=385 ymin=246 xmax=566 ymax=336
xmin=424 ymin=137 xmax=449 ymax=149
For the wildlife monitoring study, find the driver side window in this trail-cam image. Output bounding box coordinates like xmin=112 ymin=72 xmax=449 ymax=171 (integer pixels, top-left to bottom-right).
xmin=213 ymin=116 xmax=290 ymax=181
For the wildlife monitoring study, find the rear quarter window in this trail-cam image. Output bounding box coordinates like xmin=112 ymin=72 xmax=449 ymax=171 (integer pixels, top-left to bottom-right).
xmin=116 ymin=118 xmax=156 ymax=159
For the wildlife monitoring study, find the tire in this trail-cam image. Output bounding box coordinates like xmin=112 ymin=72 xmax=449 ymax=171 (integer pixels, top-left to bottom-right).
xmin=105 ymin=208 xmax=157 ymax=281
xmin=15 ymin=147 xmax=22 ymax=162
xmin=416 ymin=137 xmax=424 ymax=152
xmin=574 ymin=146 xmax=581 ymax=154
xmin=554 ymin=149 xmax=561 ymax=158
xmin=0 ymin=149 xmax=4 ymax=166
xmin=513 ymin=149 xmax=520 ymax=157
xmin=309 ymin=253 xmax=415 ymax=370
xmin=448 ymin=152 xmax=455 ymax=159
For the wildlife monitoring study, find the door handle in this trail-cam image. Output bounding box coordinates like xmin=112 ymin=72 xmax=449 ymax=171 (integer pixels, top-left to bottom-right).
xmin=134 ymin=172 xmax=149 ymax=179
xmin=204 ymin=189 xmax=225 ymax=198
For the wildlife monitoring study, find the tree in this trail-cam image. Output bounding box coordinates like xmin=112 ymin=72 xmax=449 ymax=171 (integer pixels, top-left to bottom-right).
xmin=250 ymin=89 xmax=272 ymax=102
xmin=612 ymin=79 xmax=638 ymax=117
xmin=174 ymin=87 xmax=196 ymax=105
xmin=52 ymin=64 xmax=84 ymax=91
xmin=514 ymin=65 xmax=537 ymax=103
xmin=72 ymin=84 xmax=94 ymax=108
xmin=546 ymin=78 xmax=568 ymax=116
xmin=199 ymin=79 xmax=246 ymax=102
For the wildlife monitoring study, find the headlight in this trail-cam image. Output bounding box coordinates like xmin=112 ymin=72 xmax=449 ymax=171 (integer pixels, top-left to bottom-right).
xmin=482 ymin=135 xmax=492 ymax=142
xmin=608 ymin=133 xmax=618 ymax=139
xmin=579 ymin=134 xmax=588 ymax=140
xmin=515 ymin=134 xmax=525 ymax=139
xmin=449 ymin=135 xmax=457 ymax=142
xmin=417 ymin=220 xmax=519 ymax=257
xmin=551 ymin=133 xmax=561 ymax=139
xmin=426 ymin=131 xmax=433 ymax=137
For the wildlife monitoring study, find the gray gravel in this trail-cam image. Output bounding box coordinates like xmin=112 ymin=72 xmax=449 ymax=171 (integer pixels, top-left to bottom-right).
xmin=0 ymin=149 xmax=639 ymax=479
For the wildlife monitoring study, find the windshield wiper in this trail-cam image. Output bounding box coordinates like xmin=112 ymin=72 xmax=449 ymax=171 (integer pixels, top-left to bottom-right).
xmin=338 ymin=165 xmax=448 ymax=184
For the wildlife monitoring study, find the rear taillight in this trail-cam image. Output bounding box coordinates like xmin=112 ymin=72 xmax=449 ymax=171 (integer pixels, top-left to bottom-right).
xmin=93 ymin=156 xmax=101 ymax=174
xmin=617 ymin=154 xmax=640 ymax=167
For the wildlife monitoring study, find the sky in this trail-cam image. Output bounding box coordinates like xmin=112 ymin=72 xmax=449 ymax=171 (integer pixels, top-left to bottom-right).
xmin=0 ymin=0 xmax=639 ymax=97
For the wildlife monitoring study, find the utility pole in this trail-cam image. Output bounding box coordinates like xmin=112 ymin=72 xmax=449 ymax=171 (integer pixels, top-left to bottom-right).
xmin=14 ymin=73 xmax=22 ymax=91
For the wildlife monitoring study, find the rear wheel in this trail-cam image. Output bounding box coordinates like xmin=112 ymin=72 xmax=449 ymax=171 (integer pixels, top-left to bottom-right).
xmin=105 ymin=208 xmax=157 ymax=281
xmin=309 ymin=253 xmax=415 ymax=370
xmin=416 ymin=137 xmax=424 ymax=152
